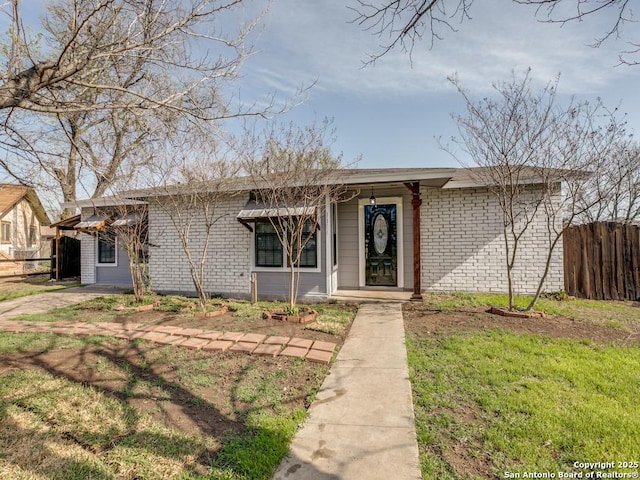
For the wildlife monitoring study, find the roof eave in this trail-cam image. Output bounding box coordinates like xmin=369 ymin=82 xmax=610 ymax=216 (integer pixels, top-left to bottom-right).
xmin=61 ymin=197 xmax=148 ymax=210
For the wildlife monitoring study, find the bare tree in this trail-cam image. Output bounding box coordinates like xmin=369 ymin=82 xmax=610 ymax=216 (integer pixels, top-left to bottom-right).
xmin=240 ymin=121 xmax=354 ymax=310
xmin=1 ymin=101 xmax=171 ymax=218
xmin=449 ymin=71 xmax=559 ymax=310
xmin=0 ymin=0 xmax=272 ymax=215
xmin=449 ymin=70 xmax=627 ymax=311
xmin=578 ymin=140 xmax=640 ymax=223
xmin=83 ymin=199 xmax=149 ymax=303
xmin=143 ymin=140 xmax=241 ymax=311
xmin=351 ymin=0 xmax=637 ymax=63
xmin=350 ymin=0 xmax=473 ymax=62
xmin=523 ymin=102 xmax=628 ymax=310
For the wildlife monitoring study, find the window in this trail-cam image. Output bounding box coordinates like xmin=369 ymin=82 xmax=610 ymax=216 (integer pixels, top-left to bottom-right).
xmin=1 ymin=221 xmax=10 ymax=244
xmin=254 ymin=219 xmax=318 ymax=269
xmin=255 ymin=222 xmax=283 ymax=267
xmin=97 ymin=231 xmax=116 ymax=264
xmin=28 ymin=225 xmax=37 ymax=247
xmin=291 ymin=220 xmax=317 ymax=268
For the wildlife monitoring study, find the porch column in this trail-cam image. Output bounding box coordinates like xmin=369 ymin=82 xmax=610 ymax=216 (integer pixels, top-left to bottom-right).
xmin=404 ymin=182 xmax=423 ymax=301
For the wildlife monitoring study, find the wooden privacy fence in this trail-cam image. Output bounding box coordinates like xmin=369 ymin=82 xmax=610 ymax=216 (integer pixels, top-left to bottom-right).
xmin=563 ymin=222 xmax=640 ymax=301
xmin=50 ymin=236 xmax=81 ymax=280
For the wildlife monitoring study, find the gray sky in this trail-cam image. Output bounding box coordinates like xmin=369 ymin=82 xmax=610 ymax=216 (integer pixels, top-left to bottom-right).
xmin=239 ymin=0 xmax=640 ymax=168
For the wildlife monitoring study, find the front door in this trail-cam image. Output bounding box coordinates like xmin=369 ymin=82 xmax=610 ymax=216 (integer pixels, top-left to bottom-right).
xmin=365 ymin=204 xmax=397 ymax=286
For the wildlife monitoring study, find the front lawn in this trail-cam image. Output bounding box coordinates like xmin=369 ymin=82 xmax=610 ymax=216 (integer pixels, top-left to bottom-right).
xmin=405 ymin=296 xmax=640 ymax=479
xmin=0 ymin=273 xmax=76 ymax=302
xmin=0 ymin=293 xmax=356 ymax=479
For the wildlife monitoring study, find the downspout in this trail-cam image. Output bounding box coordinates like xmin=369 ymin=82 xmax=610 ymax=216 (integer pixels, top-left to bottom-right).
xmin=404 ymin=182 xmax=423 ymax=301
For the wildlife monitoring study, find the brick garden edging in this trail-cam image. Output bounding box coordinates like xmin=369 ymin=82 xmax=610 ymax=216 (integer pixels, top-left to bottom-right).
xmin=263 ymin=309 xmax=318 ymax=323
xmin=0 ymin=319 xmax=336 ymax=364
xmin=489 ymin=306 xmax=545 ymax=319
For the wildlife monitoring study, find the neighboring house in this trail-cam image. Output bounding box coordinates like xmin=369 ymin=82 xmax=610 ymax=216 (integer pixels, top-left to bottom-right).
xmin=0 ymin=184 xmax=51 ymax=262
xmin=68 ymin=168 xmax=565 ymax=300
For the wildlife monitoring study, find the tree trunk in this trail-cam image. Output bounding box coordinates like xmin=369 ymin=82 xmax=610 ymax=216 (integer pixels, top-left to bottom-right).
xmin=288 ymin=258 xmax=295 ymax=312
xmin=525 ymin=232 xmax=563 ymax=311
xmin=129 ymin=260 xmax=145 ymax=303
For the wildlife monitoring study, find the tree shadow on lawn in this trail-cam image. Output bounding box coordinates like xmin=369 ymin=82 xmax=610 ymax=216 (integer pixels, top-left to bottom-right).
xmin=0 ymin=335 xmax=315 ymax=478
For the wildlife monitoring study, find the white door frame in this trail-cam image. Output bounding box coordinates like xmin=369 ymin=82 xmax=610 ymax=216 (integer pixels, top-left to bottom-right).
xmin=357 ymin=197 xmax=404 ymax=288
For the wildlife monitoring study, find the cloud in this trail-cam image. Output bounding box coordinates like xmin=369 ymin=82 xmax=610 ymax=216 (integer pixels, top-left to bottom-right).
xmin=242 ymin=0 xmax=635 ymax=99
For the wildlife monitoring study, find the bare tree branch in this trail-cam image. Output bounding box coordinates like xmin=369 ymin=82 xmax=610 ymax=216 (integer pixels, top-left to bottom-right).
xmin=351 ymin=0 xmax=639 ymax=64
xmin=350 ymin=0 xmax=472 ymax=64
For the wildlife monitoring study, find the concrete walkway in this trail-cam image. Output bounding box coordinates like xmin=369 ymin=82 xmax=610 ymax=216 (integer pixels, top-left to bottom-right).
xmin=273 ymin=303 xmax=422 ymax=480
xmin=0 ymin=285 xmax=125 ymax=319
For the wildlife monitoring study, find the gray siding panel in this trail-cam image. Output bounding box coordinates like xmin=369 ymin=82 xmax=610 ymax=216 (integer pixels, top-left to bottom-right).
xmin=337 ymin=186 xmax=414 ymax=290
xmin=255 ymin=271 xmax=326 ymax=301
xmin=337 ymin=200 xmax=359 ymax=288
xmin=96 ymin=242 xmax=132 ymax=286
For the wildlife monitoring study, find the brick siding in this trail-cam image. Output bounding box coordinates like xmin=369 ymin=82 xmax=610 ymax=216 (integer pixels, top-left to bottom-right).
xmin=420 ymin=186 xmax=564 ymax=294
xmin=147 ymin=194 xmax=252 ymax=297
xmin=80 ymin=236 xmax=96 ymax=284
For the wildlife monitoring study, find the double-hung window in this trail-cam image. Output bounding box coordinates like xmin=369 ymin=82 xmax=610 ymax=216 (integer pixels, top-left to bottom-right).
xmin=254 ymin=219 xmax=318 ymax=269
xmin=255 ymin=222 xmax=283 ymax=267
xmin=97 ymin=231 xmax=116 ymax=265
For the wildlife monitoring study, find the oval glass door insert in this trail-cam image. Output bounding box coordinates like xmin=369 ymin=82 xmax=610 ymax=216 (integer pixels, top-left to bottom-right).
xmin=373 ymin=213 xmax=388 ymax=255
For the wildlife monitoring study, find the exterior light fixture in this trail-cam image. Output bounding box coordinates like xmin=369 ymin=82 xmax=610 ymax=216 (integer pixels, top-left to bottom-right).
xmin=369 ymin=187 xmax=376 ymax=206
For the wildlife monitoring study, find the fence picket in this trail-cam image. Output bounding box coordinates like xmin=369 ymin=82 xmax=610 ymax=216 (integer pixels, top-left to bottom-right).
xmin=563 ymin=222 xmax=640 ymax=301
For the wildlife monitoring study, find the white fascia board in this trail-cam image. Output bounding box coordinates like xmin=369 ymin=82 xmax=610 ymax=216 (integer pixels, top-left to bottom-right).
xmin=61 ymin=197 xmax=148 ymax=210
xmin=342 ymin=169 xmax=458 ymax=185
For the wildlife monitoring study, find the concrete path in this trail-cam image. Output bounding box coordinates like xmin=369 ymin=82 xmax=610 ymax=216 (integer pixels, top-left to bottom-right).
xmin=0 ymin=285 xmax=124 ymax=319
xmin=273 ymin=303 xmax=422 ymax=480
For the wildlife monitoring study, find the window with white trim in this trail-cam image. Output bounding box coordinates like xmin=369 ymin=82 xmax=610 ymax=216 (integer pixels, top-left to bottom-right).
xmin=97 ymin=231 xmax=116 ymax=264
xmin=254 ymin=219 xmax=318 ymax=269
xmin=1 ymin=221 xmax=10 ymax=244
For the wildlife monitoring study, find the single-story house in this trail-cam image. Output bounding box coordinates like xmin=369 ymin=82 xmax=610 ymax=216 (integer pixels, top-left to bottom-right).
xmin=0 ymin=184 xmax=50 ymax=262
xmin=67 ymin=168 xmax=564 ymax=300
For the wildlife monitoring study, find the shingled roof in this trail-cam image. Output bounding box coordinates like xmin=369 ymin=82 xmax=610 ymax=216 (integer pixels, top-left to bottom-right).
xmin=0 ymin=185 xmax=50 ymax=225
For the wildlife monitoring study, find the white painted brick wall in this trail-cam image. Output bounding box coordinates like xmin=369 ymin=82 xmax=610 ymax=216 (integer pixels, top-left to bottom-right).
xmin=80 ymin=207 xmax=96 ymax=284
xmin=80 ymin=242 xmax=96 ymax=283
xmin=147 ymin=194 xmax=252 ymax=296
xmin=421 ymin=186 xmax=564 ymax=294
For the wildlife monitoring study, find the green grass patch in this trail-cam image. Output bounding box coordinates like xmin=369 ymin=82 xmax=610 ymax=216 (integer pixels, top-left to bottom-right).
xmin=216 ymin=408 xmax=306 ymax=480
xmin=0 ymin=369 xmax=217 ymax=479
xmin=0 ymin=332 xmax=109 ymax=354
xmin=303 ymin=304 xmax=355 ymax=336
xmin=13 ymin=305 xmax=116 ymax=323
xmin=422 ymin=292 xmax=640 ymax=325
xmin=0 ymin=345 xmax=328 ymax=479
xmin=0 ymin=275 xmax=77 ymax=302
xmin=28 ymin=293 xmax=357 ymax=337
xmin=407 ymin=329 xmax=640 ymax=478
